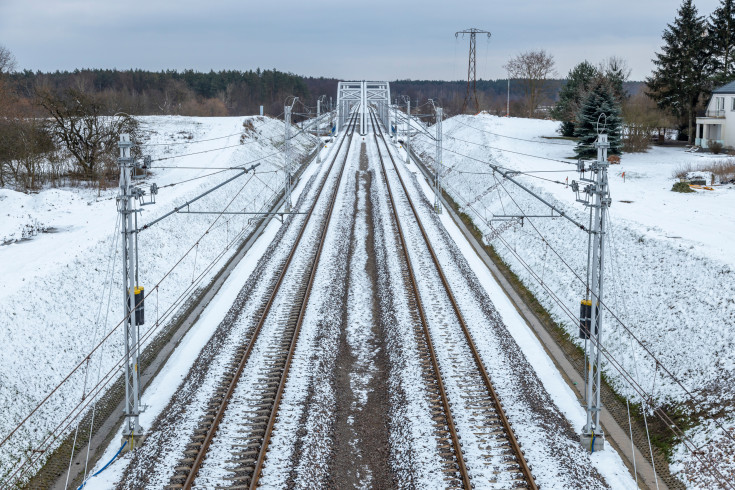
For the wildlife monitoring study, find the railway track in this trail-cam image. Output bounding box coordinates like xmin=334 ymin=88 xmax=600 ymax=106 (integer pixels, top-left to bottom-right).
xmin=165 ymin=112 xmax=358 ymax=490
xmin=369 ymin=110 xmax=538 ymax=489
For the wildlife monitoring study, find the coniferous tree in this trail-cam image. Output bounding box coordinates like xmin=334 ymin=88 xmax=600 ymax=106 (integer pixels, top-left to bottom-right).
xmin=574 ymin=78 xmax=623 ymax=159
xmin=709 ymin=0 xmax=735 ymax=84
xmin=599 ymin=56 xmax=631 ymax=103
xmin=551 ymin=61 xmax=598 ymax=136
xmin=646 ymin=0 xmax=710 ymax=144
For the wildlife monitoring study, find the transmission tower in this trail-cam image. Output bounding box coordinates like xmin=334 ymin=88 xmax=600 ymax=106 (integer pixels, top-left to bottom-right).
xmin=455 ymin=28 xmax=491 ymax=114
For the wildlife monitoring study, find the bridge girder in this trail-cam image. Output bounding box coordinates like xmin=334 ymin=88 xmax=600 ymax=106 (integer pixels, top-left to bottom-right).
xmin=337 ymin=81 xmax=391 ymax=134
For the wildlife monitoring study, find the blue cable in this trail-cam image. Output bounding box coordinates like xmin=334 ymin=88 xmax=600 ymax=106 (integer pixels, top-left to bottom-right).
xmin=76 ymin=440 xmax=127 ymax=490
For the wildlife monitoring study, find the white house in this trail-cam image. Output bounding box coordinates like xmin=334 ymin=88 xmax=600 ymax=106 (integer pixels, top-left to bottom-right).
xmin=695 ymin=81 xmax=735 ymax=148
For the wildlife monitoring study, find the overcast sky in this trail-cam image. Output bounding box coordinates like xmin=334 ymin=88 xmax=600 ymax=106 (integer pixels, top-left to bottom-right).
xmin=0 ymin=0 xmax=723 ymax=82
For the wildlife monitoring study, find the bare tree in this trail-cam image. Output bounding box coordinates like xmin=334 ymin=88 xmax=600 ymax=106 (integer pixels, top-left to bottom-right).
xmin=0 ymin=45 xmax=18 ymax=187
xmin=35 ymin=87 xmax=139 ymax=180
xmin=622 ymin=91 xmax=675 ymax=151
xmin=504 ymin=50 xmax=556 ymax=117
xmin=0 ymin=44 xmax=16 ymax=75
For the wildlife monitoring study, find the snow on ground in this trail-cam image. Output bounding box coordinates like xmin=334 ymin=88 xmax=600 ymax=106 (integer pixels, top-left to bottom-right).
xmin=411 ymin=113 xmax=735 ymax=486
xmin=0 ymin=115 xmax=316 ymax=484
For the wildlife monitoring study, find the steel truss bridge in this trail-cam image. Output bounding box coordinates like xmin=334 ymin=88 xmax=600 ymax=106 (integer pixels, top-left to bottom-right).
xmin=336 ymin=81 xmax=391 ymax=135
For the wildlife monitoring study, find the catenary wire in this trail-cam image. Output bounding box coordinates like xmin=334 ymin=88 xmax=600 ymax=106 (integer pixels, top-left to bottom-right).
xmin=5 ymin=172 xmax=260 ymax=486
xmin=442 ymin=132 xmax=576 ymax=166
xmin=157 ymin=152 xmax=283 ymax=189
xmin=437 ymin=178 xmax=731 ymax=485
xmin=0 ymin=139 xmax=311 ymax=481
xmin=139 ymin=131 xmax=246 ymax=147
xmin=451 ymin=117 xmax=574 ymax=145
xmin=476 ymin=162 xmax=735 ymax=446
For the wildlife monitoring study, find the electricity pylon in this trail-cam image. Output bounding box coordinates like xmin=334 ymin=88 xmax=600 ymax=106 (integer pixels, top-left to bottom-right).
xmin=455 ymin=28 xmax=491 ymax=114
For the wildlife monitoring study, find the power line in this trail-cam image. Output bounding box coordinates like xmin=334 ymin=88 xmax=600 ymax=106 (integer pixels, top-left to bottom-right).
xmin=412 ymin=123 xmax=735 ymax=452
xmin=442 ymin=133 xmax=576 ymax=165
xmin=441 ymin=146 xmax=571 ymax=187
xmin=152 ymin=142 xmax=263 ymax=162
xmin=3 ymin=171 xmax=261 ymax=486
xmin=450 ymin=168 xmax=574 ymax=174
xmin=467 ymin=166 xmax=735 ymax=447
xmin=0 ymin=136 xmax=309 ymax=448
xmin=452 ymin=118 xmax=574 ymax=146
xmin=439 ymin=180 xmax=732 ymax=484
xmin=139 ymin=131 xmax=245 ymax=147
xmin=157 ymin=153 xmax=283 ymax=189
xmin=0 ymin=140 xmax=305 ymax=475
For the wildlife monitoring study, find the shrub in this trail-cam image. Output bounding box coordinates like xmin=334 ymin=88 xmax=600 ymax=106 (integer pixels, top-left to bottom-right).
xmin=672 ymin=163 xmax=694 ymax=179
xmin=672 ymin=160 xmax=735 ymax=183
xmin=671 ymin=181 xmax=695 ymax=193
xmin=701 ymin=159 xmax=735 ymax=183
xmin=709 ymin=141 xmax=724 ymax=154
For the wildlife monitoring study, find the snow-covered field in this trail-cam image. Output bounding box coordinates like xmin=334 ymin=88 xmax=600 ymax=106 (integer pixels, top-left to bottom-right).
xmin=0 ymin=115 xmax=315 ymax=483
xmin=412 ymin=113 xmax=735 ymax=487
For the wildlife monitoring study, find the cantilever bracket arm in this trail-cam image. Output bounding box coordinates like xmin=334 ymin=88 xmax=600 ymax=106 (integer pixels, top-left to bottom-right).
xmin=137 ymin=163 xmax=260 ymax=232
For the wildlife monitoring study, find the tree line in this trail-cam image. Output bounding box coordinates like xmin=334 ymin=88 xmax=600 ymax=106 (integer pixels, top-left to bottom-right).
xmin=0 ymin=59 xmax=313 ymax=191
xmin=9 ymin=67 xmax=311 ymax=117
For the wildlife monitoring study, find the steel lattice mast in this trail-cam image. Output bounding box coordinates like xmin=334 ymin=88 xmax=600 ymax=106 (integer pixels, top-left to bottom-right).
xmin=455 ymin=28 xmax=491 ymax=114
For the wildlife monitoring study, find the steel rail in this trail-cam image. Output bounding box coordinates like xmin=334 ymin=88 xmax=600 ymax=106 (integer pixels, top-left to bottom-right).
xmin=177 ymin=112 xmax=358 ymax=489
xmin=248 ymin=113 xmax=357 ymax=489
xmin=369 ymin=111 xmax=471 ymax=487
xmin=371 ymin=110 xmax=538 ymax=489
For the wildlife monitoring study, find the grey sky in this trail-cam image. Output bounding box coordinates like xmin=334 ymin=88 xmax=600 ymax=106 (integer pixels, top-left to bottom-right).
xmin=0 ymin=0 xmax=722 ymax=81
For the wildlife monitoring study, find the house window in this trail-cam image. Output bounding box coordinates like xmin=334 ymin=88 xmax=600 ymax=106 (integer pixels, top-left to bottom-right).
xmin=716 ymin=97 xmax=725 ymax=111
xmin=731 ymin=97 xmax=735 ymax=111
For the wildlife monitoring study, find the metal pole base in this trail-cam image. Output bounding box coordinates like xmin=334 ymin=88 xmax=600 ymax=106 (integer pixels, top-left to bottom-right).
xmin=579 ymin=431 xmax=605 ymax=453
xmin=121 ymin=432 xmax=146 ymax=453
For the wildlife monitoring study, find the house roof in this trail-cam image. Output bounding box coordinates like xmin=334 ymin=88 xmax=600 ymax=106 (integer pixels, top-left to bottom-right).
xmin=713 ymin=80 xmax=735 ymax=93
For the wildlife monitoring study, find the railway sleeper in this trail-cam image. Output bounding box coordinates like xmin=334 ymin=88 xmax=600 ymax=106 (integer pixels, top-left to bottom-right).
xmin=229 ymin=457 xmax=256 ymax=466
xmin=230 ymin=441 xmax=260 ymax=449
xmin=232 ymin=449 xmax=258 ymax=458
xmin=223 ymin=474 xmax=253 ymax=483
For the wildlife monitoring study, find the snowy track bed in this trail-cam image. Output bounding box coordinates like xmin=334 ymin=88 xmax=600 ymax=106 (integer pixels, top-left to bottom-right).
xmin=376 ymin=113 xmax=635 ymax=488
xmin=111 ymin=115 xmax=357 ymax=489
xmin=376 ymin=114 xmax=604 ymax=488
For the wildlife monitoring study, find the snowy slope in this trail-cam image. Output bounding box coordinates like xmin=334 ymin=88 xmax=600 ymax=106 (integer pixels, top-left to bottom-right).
xmin=411 ymin=114 xmax=735 ymax=487
xmin=0 ymin=116 xmax=316 ymax=482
